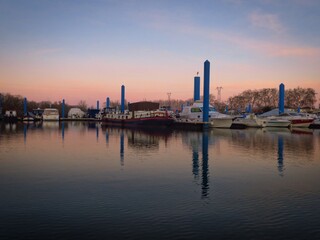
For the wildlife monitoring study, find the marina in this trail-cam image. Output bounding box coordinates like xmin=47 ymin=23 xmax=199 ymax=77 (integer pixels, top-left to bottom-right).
xmin=1 ymin=1 xmax=320 ymax=238
xmin=1 ymin=61 xmax=319 ymax=130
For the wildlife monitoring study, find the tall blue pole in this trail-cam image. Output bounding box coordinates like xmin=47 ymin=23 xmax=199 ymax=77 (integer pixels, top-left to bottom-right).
xmin=194 ymin=76 xmax=200 ymax=101
xmin=279 ymin=83 xmax=285 ymax=114
xmin=203 ymin=60 xmax=210 ymax=122
xmin=97 ymin=100 xmax=99 ymax=110
xmin=106 ymin=97 xmax=110 ymax=108
xmin=121 ymin=85 xmax=125 ymax=113
xmin=62 ymin=99 xmax=65 ymax=118
xmin=23 ymin=97 xmax=27 ymax=116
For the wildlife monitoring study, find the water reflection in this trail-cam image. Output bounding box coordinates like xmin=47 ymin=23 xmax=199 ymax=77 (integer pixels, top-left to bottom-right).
xmin=180 ymin=130 xmax=211 ymax=198
xmin=105 ymin=129 xmax=109 ymax=144
xmin=120 ymin=131 xmax=124 ymax=166
xmin=96 ymin=125 xmax=99 ymax=140
xmin=1 ymin=122 xmax=320 ymax=239
xmin=277 ymin=135 xmax=284 ymax=177
xmin=23 ymin=124 xmax=27 ymax=144
xmin=42 ymin=121 xmax=59 ymax=129
xmin=2 ymin=123 xmax=320 ymax=198
xmin=61 ymin=122 xmax=65 ymax=140
xmin=127 ymin=131 xmax=160 ymax=151
xmin=192 ymin=150 xmax=199 ymax=179
xmin=201 ymin=130 xmax=209 ymax=198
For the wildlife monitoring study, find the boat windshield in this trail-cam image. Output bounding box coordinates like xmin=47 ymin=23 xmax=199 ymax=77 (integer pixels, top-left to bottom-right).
xmin=199 ymin=107 xmax=216 ymax=112
xmin=43 ymin=109 xmax=58 ymax=115
xmin=191 ymin=107 xmax=202 ymax=112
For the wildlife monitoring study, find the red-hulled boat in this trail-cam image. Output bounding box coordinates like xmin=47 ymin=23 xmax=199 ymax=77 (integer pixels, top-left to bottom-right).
xmin=101 ymin=101 xmax=174 ymax=128
xmin=277 ymin=113 xmax=315 ymax=128
xmin=101 ymin=110 xmax=174 ymax=127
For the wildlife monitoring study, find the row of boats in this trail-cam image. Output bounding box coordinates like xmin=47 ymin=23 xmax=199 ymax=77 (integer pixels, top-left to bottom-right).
xmin=2 ymin=101 xmax=320 ymax=129
xmin=3 ymin=108 xmax=59 ymax=122
xmin=174 ymin=101 xmax=318 ymax=129
xmin=98 ymin=101 xmax=319 ymax=129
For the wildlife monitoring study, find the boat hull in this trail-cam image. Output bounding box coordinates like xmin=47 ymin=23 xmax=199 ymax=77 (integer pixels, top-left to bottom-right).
xmin=102 ymin=116 xmax=174 ymax=128
xmin=43 ymin=115 xmax=59 ymax=121
xmin=211 ymin=118 xmax=233 ymax=128
xmin=233 ymin=118 xmax=260 ymax=128
xmin=290 ymin=119 xmax=314 ymax=128
xmin=256 ymin=118 xmax=290 ymax=128
xmin=174 ymin=118 xmax=232 ymax=128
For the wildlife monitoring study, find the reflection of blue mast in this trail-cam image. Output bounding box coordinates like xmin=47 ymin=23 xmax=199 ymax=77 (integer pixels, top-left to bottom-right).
xmin=277 ymin=135 xmax=284 ymax=176
xmin=61 ymin=122 xmax=65 ymax=140
xmin=120 ymin=131 xmax=124 ymax=166
xmin=201 ymin=131 xmax=209 ymax=198
xmin=23 ymin=124 xmax=27 ymax=143
xmin=105 ymin=130 xmax=109 ymax=144
xmin=96 ymin=125 xmax=99 ymax=140
xmin=192 ymin=149 xmax=199 ymax=179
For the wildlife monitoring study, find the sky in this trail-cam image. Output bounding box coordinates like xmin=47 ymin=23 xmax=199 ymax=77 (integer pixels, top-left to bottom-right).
xmin=1 ymin=0 xmax=320 ymax=107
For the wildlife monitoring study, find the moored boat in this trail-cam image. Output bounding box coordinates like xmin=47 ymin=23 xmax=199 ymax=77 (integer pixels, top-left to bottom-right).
xmin=177 ymin=101 xmax=233 ymax=128
xmin=102 ymin=110 xmax=174 ymax=127
xmin=33 ymin=108 xmax=44 ymax=121
xmin=256 ymin=117 xmax=291 ymax=128
xmin=277 ymin=113 xmax=315 ymax=128
xmin=42 ymin=108 xmax=59 ymax=121
xmin=4 ymin=110 xmax=18 ymax=122
xmin=233 ymin=114 xmax=260 ymax=128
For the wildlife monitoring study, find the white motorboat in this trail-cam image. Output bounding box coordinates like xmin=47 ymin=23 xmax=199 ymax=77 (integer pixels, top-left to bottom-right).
xmin=42 ymin=108 xmax=59 ymax=121
xmin=68 ymin=108 xmax=85 ymax=119
xmin=256 ymin=117 xmax=291 ymax=128
xmin=233 ymin=114 xmax=260 ymax=128
xmin=177 ymin=101 xmax=233 ymax=128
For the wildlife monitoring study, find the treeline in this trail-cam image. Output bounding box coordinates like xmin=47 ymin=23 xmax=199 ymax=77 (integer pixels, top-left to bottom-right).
xmin=227 ymin=87 xmax=317 ymax=113
xmin=0 ymin=93 xmax=86 ymax=117
xmin=1 ymin=87 xmax=317 ymax=116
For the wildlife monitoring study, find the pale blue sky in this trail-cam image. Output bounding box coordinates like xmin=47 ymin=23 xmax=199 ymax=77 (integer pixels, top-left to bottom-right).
xmin=1 ymin=0 xmax=319 ymax=105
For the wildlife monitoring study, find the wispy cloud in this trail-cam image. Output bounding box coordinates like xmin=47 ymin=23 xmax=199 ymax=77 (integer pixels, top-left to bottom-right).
xmin=137 ymin=10 xmax=320 ymax=58
xmin=249 ymin=11 xmax=285 ymax=34
xmin=213 ymin=31 xmax=320 ymax=57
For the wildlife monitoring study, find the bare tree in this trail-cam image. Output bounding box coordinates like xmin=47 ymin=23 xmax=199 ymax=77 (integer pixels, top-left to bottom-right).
xmin=77 ymin=100 xmax=88 ymax=111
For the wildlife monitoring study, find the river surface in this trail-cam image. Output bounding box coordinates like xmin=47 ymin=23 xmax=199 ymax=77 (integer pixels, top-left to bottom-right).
xmin=0 ymin=122 xmax=320 ymax=239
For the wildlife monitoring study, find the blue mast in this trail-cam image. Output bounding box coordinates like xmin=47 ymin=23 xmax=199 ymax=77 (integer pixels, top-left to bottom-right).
xmin=203 ymin=60 xmax=210 ymax=123
xmin=106 ymin=97 xmax=110 ymax=108
xmin=62 ymin=99 xmax=65 ymax=118
xmin=279 ymin=83 xmax=285 ymax=114
xmin=121 ymin=85 xmax=125 ymax=113
xmin=23 ymin=97 xmax=27 ymax=116
xmin=194 ymin=76 xmax=200 ymax=101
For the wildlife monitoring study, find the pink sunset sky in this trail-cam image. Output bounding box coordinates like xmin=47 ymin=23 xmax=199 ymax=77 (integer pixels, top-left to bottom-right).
xmin=1 ymin=0 xmax=319 ymax=107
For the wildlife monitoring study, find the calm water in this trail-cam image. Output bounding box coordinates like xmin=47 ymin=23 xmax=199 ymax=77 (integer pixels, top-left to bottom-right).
xmin=0 ymin=122 xmax=320 ymax=240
